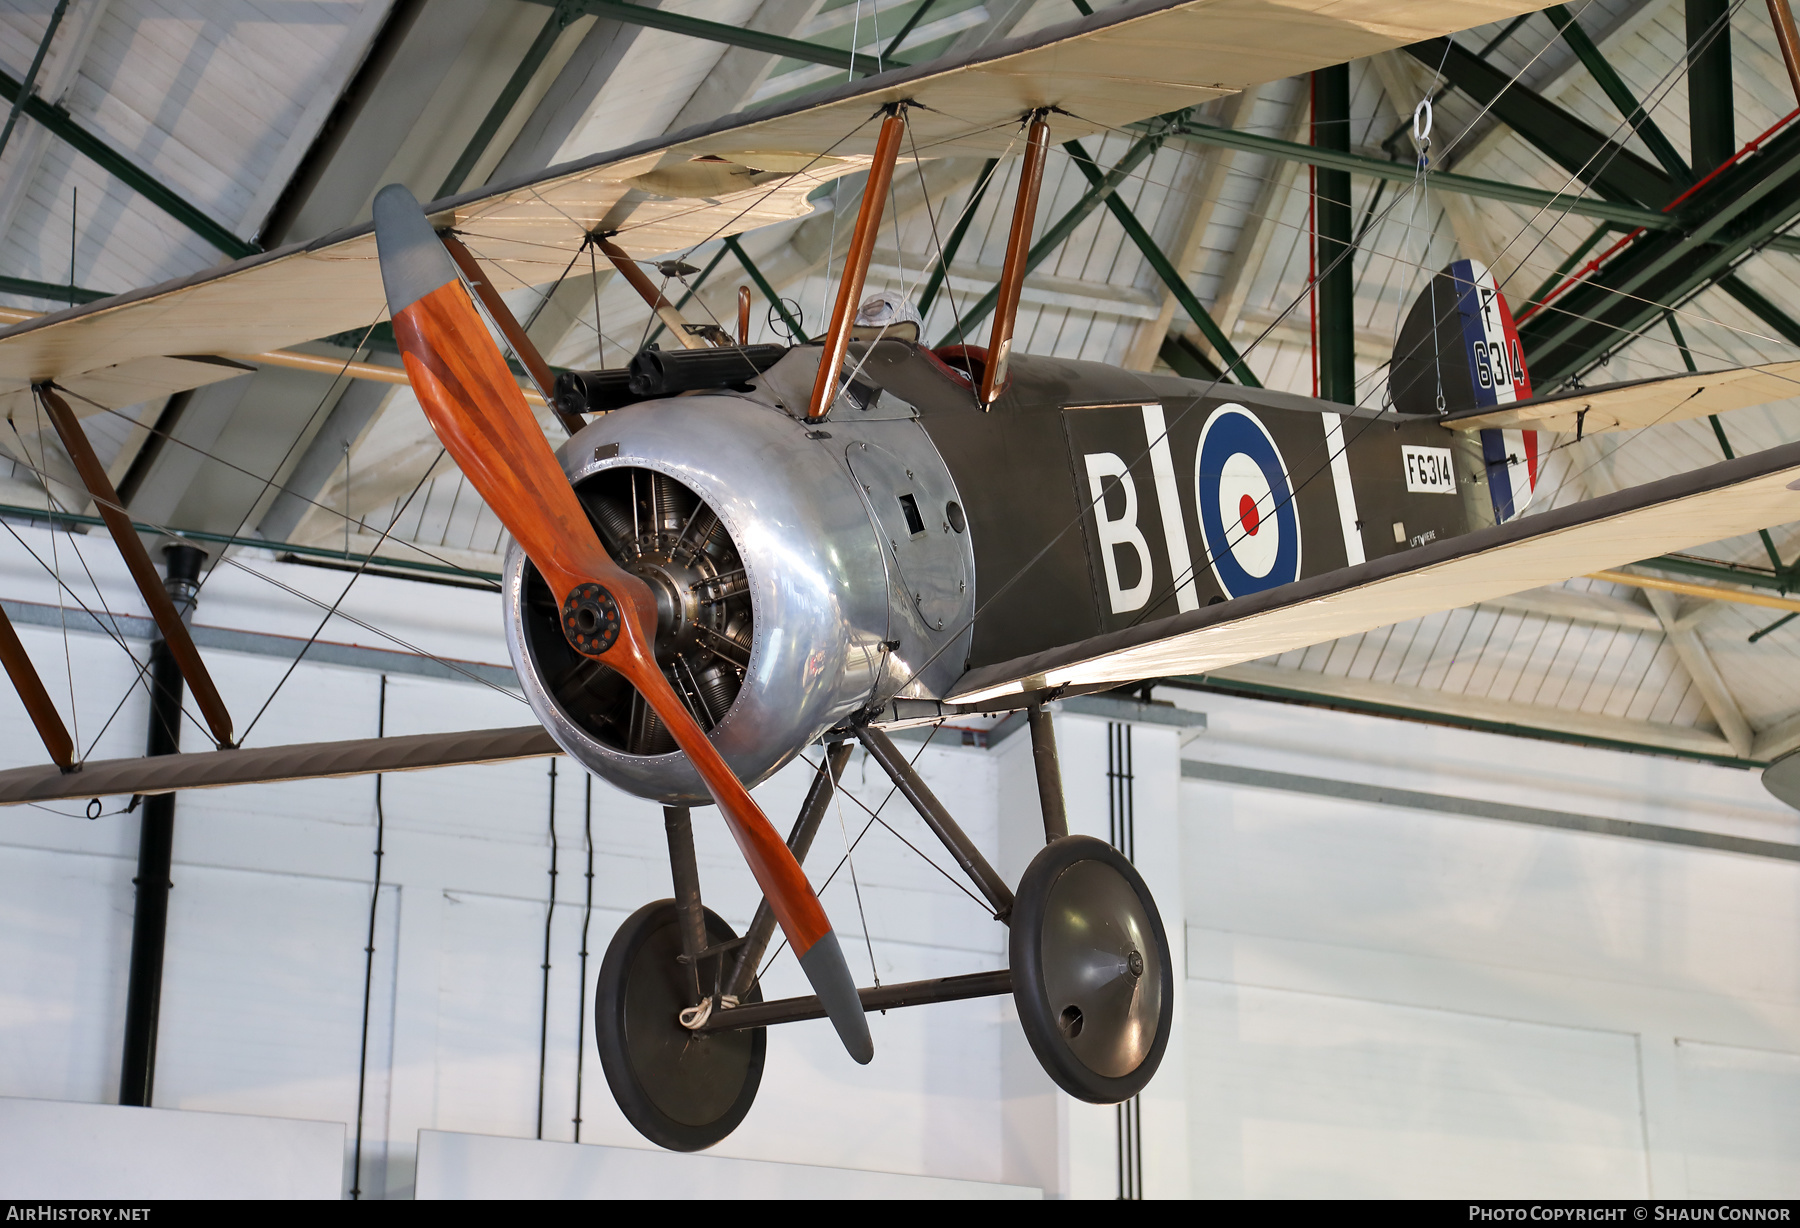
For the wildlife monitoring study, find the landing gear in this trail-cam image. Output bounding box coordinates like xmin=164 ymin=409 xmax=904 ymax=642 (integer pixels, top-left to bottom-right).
xmin=593 ymin=899 xmax=766 ymax=1152
xmin=1009 ymin=835 xmax=1172 ymax=1103
xmin=590 ymin=703 xmax=1173 ymax=1152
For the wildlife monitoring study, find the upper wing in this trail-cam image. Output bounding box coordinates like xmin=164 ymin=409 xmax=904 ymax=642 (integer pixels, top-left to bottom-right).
xmin=1444 ymin=361 xmax=1800 ymax=433
xmin=948 ymin=441 xmax=1800 ymax=704
xmin=0 ymin=0 xmax=1551 ymax=416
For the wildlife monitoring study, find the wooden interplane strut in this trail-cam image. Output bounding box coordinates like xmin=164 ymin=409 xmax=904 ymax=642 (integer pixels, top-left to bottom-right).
xmin=808 ymin=107 xmax=908 ymax=420
xmin=0 ymin=604 xmax=73 ymax=769
xmin=438 ymin=231 xmax=583 ymax=437
xmin=596 ymin=237 xmax=711 ymax=351
xmin=981 ymin=112 xmax=1051 ymax=406
xmin=36 ymin=385 xmax=233 ymax=749
xmin=1770 ymin=0 xmax=1800 ymax=104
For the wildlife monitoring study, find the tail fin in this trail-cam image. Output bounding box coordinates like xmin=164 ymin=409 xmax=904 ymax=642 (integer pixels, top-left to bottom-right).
xmin=1391 ymin=260 xmax=1540 ymax=524
xmin=1389 ymin=259 xmax=1533 ymax=415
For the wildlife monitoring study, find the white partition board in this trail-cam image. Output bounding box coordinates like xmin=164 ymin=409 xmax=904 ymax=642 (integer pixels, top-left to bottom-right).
xmin=0 ymin=1098 xmax=344 ymax=1199
xmin=415 ymin=1130 xmax=1041 ymax=1199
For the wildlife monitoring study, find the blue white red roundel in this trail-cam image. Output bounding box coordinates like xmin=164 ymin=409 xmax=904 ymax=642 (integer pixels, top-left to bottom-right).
xmin=1195 ymin=405 xmax=1301 ymax=598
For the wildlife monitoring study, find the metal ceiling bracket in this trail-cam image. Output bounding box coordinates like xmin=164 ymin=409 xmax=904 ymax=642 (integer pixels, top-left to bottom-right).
xmin=0 ymin=67 xmax=256 ymax=259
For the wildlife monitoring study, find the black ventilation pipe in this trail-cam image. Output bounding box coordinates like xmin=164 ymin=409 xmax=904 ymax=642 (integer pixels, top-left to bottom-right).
xmin=119 ymin=543 xmax=204 ymax=1106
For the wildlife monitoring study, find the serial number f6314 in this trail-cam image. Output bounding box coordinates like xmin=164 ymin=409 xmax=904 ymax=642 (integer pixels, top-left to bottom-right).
xmin=1402 ymin=445 xmax=1457 ymax=494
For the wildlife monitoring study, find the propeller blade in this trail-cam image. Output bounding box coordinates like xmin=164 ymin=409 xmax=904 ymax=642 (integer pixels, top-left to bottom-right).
xmin=372 ymin=184 xmax=871 ymax=1064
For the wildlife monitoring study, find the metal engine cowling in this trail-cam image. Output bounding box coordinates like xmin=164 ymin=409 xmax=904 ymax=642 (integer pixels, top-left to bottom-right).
xmin=503 ymin=381 xmax=973 ymax=805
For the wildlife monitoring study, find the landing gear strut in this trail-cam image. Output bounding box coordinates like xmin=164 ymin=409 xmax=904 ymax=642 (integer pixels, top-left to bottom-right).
xmin=593 ymin=701 xmax=1173 ymax=1150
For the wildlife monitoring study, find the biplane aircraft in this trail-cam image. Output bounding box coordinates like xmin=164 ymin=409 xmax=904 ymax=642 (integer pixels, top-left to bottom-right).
xmin=3 ymin=0 xmax=1800 ymax=1153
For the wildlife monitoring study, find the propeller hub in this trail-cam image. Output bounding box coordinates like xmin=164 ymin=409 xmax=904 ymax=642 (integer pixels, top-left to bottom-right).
xmin=561 ymin=583 xmax=621 ymax=655
xmin=627 ymin=553 xmax=706 ymax=664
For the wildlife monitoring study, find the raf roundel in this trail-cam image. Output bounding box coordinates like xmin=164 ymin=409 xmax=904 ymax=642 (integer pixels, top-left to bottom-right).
xmin=1194 ymin=404 xmax=1301 ymax=599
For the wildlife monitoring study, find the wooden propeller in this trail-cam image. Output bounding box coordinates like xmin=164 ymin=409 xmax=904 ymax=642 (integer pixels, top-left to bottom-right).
xmin=372 ymin=185 xmax=872 ymax=1064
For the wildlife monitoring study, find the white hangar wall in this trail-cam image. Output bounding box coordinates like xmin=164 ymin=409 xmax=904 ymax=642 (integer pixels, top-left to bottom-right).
xmin=0 ymin=522 xmax=1797 ymax=1197
xmin=1170 ymin=691 xmax=1800 ymax=1200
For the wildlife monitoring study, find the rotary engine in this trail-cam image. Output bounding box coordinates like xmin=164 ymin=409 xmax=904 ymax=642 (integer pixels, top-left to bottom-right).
xmin=504 ymin=372 xmax=975 ymax=805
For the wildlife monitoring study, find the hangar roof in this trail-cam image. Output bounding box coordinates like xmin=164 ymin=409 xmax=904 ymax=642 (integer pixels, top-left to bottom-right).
xmin=1 ymin=0 xmax=1798 ymax=765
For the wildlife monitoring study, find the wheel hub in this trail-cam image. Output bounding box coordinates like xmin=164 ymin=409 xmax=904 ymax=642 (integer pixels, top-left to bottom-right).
xmin=1039 ymin=859 xmax=1164 ymax=1079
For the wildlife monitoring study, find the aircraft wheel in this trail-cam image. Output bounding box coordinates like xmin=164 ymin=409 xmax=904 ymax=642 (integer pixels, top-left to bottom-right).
xmin=595 ymin=899 xmax=765 ymax=1151
xmin=1009 ymin=835 xmax=1171 ymax=1103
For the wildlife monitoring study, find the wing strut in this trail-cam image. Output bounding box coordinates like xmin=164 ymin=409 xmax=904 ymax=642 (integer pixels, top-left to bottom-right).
xmin=36 ymin=384 xmax=234 ymax=749
xmin=0 ymin=604 xmax=74 ymax=769
xmin=981 ymin=111 xmax=1051 ymax=406
xmin=596 ymin=237 xmax=713 ymax=351
xmin=438 ymin=231 xmax=584 ymax=437
xmin=808 ymin=105 xmax=909 ymax=420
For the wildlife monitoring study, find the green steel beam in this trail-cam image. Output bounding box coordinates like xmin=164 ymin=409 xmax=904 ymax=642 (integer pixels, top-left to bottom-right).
xmin=439 ymin=2 xmax=583 ymax=198
xmin=0 ymin=274 xmax=110 ymax=305
xmin=1687 ymin=0 xmax=1736 ymax=175
xmin=884 ymin=0 xmax=941 ymax=60
xmin=726 ymin=235 xmax=808 ymax=342
xmin=0 ymin=0 xmax=69 ymax=164
xmin=918 ymin=158 xmax=997 ymax=317
xmin=1409 ymin=37 xmax=1677 ymax=209
xmin=1667 ymin=309 xmax=1786 ymax=577
xmin=0 ymin=503 xmax=500 ymax=584
xmin=1523 ymin=220 xmax=1618 ymax=309
xmin=934 ymin=127 xmax=1170 ymax=349
xmin=1158 ymin=674 xmax=1762 ymax=767
xmin=1519 ymin=122 xmax=1800 ymax=383
xmin=1170 ymin=121 xmax=1671 ymax=230
xmin=1314 ymin=65 xmax=1354 ymax=405
xmin=1546 ymin=4 xmax=1692 ymax=184
xmin=1158 ymin=332 xmax=1222 ymax=380
xmin=0 ymin=66 xmax=256 ymax=259
xmin=1639 ymin=553 xmax=1796 ymax=594
xmin=1720 ymin=274 xmax=1800 ymax=348
xmin=522 ymin=0 xmax=905 ymax=76
xmin=1064 ymin=136 xmax=1261 ymax=387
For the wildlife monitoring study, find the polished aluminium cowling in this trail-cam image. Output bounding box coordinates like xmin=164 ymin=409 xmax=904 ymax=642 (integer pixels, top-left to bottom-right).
xmin=503 ymin=363 xmax=974 ymax=805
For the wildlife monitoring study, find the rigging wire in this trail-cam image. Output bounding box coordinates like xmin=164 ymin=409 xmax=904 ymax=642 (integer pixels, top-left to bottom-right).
xmin=234 ymin=450 xmax=451 ymax=745
xmin=0 ymin=441 xmax=523 ymax=710
xmin=192 ymin=313 xmax=389 ymax=603
xmin=890 ymin=11 xmax=1800 ymax=684
xmin=47 ymin=385 xmax=499 ymax=588
xmin=0 ymin=510 xmax=213 ymax=752
xmin=751 ymin=725 xmax=953 ymax=988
